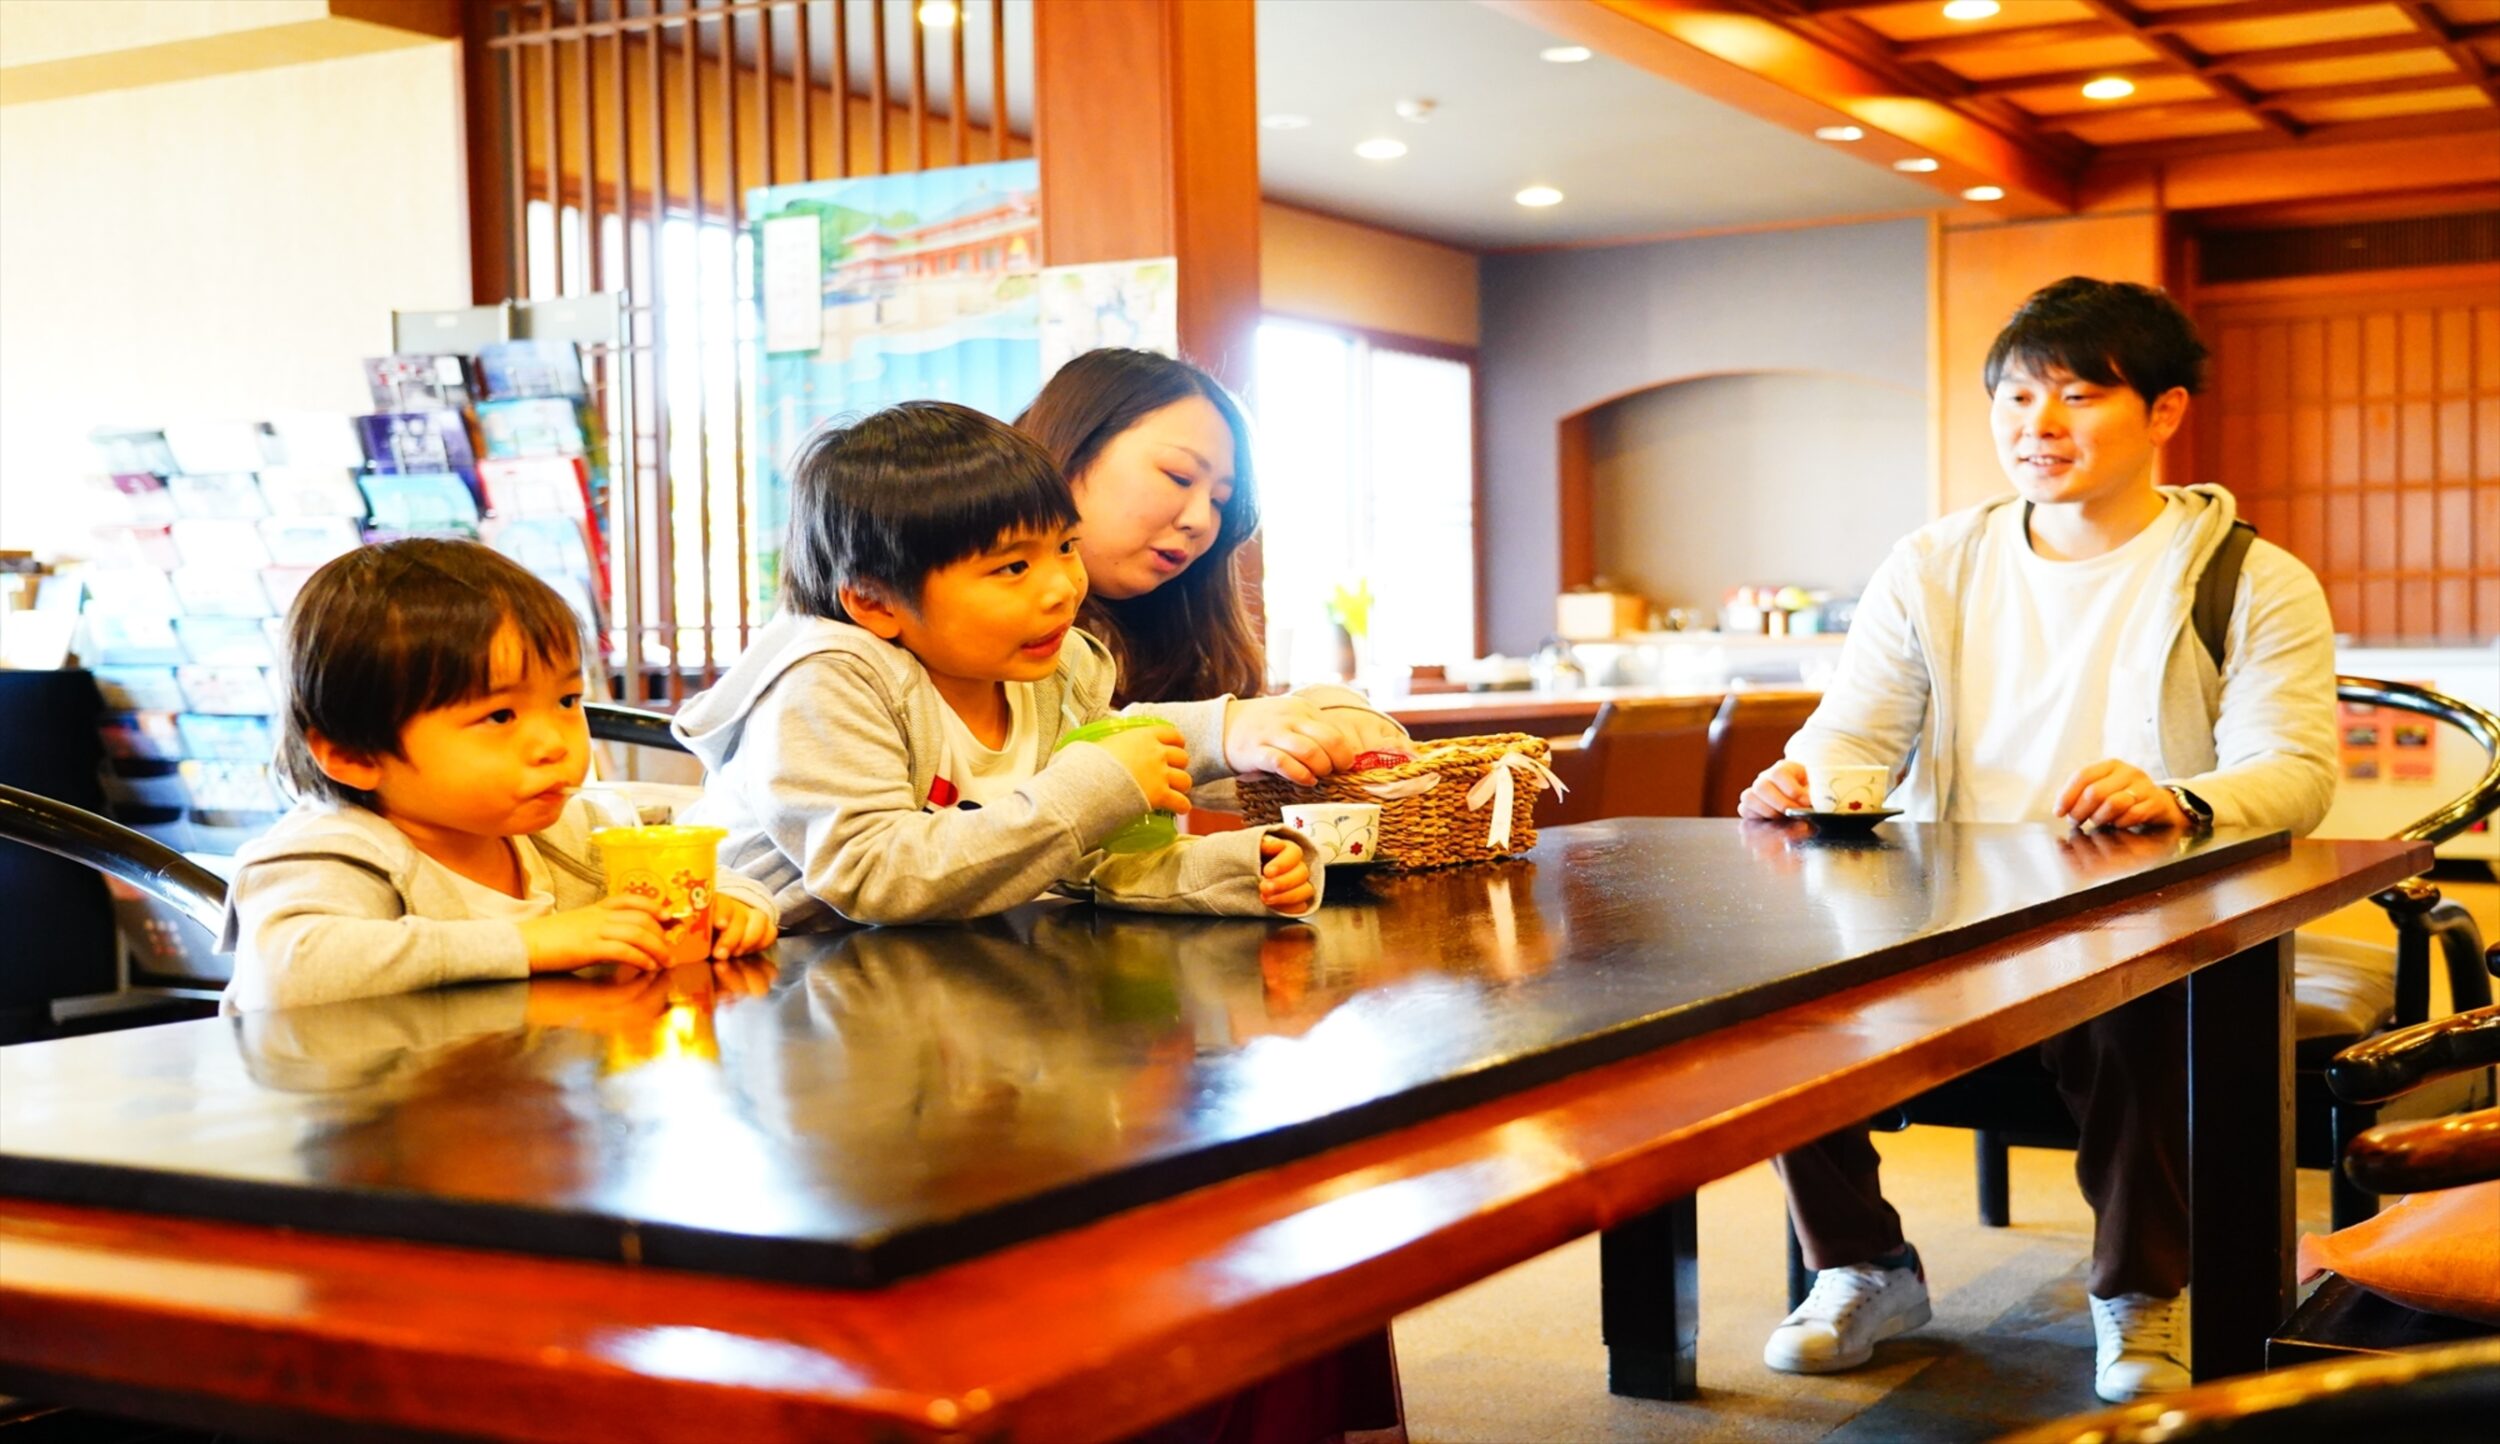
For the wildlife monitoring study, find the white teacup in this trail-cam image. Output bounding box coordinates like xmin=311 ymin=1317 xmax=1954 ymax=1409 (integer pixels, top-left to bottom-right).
xmin=1809 ymin=764 xmax=1891 ymax=814
xmin=1280 ymin=802 xmax=1383 ymax=865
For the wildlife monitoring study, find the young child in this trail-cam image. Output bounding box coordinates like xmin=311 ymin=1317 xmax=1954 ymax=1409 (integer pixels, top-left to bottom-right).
xmin=222 ymin=539 xmax=778 ymax=1012
xmin=672 ymin=400 xmax=1325 ymax=927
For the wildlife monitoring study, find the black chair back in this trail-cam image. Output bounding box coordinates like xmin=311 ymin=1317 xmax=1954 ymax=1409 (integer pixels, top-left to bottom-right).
xmin=0 ymin=783 xmax=225 ymax=936
xmin=585 ymin=702 xmax=690 ymax=755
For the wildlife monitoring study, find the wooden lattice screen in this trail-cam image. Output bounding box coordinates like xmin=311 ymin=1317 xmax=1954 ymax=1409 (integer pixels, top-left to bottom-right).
xmin=464 ymin=0 xmax=1026 ymax=703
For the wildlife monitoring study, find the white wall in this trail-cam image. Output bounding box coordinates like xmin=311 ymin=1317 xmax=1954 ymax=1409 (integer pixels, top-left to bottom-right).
xmin=0 ymin=41 xmax=470 ymax=556
xmin=1589 ymin=371 xmax=1925 ymax=614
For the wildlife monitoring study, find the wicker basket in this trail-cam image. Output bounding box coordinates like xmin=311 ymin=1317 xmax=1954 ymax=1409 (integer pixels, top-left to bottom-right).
xmin=1237 ymin=732 xmax=1560 ymax=872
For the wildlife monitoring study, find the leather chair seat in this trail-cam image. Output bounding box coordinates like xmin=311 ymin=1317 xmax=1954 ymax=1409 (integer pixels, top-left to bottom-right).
xmin=2293 ymin=932 xmax=2399 ymax=1067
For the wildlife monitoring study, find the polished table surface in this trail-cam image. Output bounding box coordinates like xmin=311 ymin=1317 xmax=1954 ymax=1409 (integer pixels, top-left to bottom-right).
xmin=2 ymin=823 xmax=2284 ymax=1287
xmin=0 ymin=823 xmax=2430 ymax=1442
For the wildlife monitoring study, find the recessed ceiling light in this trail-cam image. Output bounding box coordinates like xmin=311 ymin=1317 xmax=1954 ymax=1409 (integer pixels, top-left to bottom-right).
xmin=1261 ymin=113 xmax=1311 ymax=131
xmin=1515 ymin=185 xmax=1564 ymax=208
xmin=2081 ymin=75 xmax=2137 ymax=101
xmin=1941 ymin=1 xmax=2001 ymax=20
xmin=917 ymin=0 xmax=959 ymax=29
xmin=1814 ymin=125 xmax=1865 ymax=142
xmin=1893 ymin=157 xmax=1941 ymax=173
xmin=1355 ymin=138 xmax=1409 ymax=161
xmin=1540 ymin=46 xmax=1593 ymax=64
xmin=1962 ymin=184 xmax=2006 ymax=202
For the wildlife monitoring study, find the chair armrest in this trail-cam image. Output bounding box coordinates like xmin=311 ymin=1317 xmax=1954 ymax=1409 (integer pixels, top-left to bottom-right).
xmin=2328 ymin=1003 xmax=2500 ymax=1105
xmin=2343 ymin=1105 xmax=2500 ymax=1197
xmin=586 ymin=702 xmax=688 ymax=754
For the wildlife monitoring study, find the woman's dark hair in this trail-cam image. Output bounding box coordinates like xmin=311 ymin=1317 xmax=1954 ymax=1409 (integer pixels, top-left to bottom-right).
xmin=780 ymin=400 xmax=1078 ymax=620
xmin=1016 ymin=348 xmax=1266 ymax=704
xmin=277 ymin=538 xmax=584 ymax=810
xmin=1983 ymin=276 xmax=2209 ymax=406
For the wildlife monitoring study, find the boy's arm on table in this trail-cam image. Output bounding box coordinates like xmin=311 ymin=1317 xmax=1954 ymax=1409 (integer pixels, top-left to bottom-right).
xmin=2170 ymin=547 xmax=2340 ymax=835
xmin=743 ymin=659 xmax=1155 ymax=925
xmin=1072 ymin=825 xmax=1326 ymax=919
xmin=1783 ymin=545 xmax=1932 ymax=772
xmin=223 ymin=854 xmax=529 ymax=1012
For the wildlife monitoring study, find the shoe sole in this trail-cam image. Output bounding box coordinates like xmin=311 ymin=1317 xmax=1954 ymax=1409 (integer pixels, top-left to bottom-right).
xmin=1763 ymin=1297 xmax=1934 ymax=1374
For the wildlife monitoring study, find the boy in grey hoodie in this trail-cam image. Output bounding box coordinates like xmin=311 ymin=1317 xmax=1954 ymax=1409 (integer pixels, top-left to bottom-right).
xmin=674 ymin=401 xmax=1326 ymax=929
xmin=222 ymin=541 xmax=778 ymax=1012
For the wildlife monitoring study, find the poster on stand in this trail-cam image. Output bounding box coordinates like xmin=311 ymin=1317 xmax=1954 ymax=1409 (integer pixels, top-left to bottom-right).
xmin=747 ymin=159 xmax=1042 ymax=609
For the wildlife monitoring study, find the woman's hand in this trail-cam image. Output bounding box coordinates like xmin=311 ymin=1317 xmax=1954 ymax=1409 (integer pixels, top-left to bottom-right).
xmin=1223 ymin=695 xmax=1359 ymax=784
xmin=1259 ymin=833 xmax=1317 ymax=914
xmin=710 ymin=893 xmax=778 ymax=958
xmin=2056 ymin=759 xmax=2187 ymax=834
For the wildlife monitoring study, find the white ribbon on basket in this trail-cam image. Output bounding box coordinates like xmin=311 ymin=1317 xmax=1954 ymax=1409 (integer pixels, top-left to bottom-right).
xmin=1463 ymin=747 xmax=1569 ymax=851
xmin=1361 ymin=774 xmax=1443 ymax=801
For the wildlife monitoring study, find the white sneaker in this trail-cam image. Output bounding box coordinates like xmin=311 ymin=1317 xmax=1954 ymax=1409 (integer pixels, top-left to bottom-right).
xmin=2090 ymin=1291 xmax=2190 ymax=1403
xmin=1762 ymin=1247 xmax=1933 ymax=1374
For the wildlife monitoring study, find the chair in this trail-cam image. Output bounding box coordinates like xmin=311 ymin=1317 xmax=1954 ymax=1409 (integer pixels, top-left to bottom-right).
xmin=2267 ymin=996 xmax=2500 ymax=1364
xmin=1782 ymin=677 xmax=2500 ymax=1306
xmin=0 ymin=783 xmax=227 ymax=1042
xmin=1544 ymin=697 xmax=1718 ymax=825
xmin=1701 ymin=689 xmax=1822 ymax=817
xmin=586 ymin=701 xmax=690 ymax=754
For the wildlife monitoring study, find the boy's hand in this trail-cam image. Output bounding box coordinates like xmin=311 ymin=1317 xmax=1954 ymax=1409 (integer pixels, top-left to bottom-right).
xmin=1223 ymin=695 xmax=1359 ymax=785
xmin=710 ymin=893 xmax=778 ymax=958
xmin=1259 ymin=834 xmax=1316 ymax=914
xmin=1084 ymin=724 xmax=1193 ymax=813
xmin=1738 ymin=759 xmax=1814 ymax=820
xmin=2057 ymin=759 xmax=2186 ymax=834
xmin=519 ymin=894 xmax=671 ymax=973
xmin=523 ymin=968 xmax=672 ymax=1030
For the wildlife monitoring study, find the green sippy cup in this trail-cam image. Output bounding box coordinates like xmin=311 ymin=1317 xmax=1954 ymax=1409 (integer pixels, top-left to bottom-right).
xmin=1054 ymin=714 xmax=1183 ymax=853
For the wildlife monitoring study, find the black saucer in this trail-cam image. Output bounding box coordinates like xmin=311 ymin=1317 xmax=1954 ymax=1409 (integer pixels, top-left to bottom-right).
xmin=1783 ymin=807 xmax=1903 ymax=836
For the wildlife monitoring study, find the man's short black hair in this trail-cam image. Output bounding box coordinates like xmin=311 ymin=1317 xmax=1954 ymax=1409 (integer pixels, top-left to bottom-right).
xmin=1983 ymin=276 xmax=2209 ymax=406
xmin=778 ymin=399 xmax=1079 ymax=620
xmin=276 ymin=538 xmax=584 ymax=809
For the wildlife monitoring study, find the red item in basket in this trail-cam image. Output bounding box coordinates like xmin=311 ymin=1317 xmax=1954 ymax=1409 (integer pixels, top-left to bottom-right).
xmin=1349 ymin=749 xmax=1413 ymax=772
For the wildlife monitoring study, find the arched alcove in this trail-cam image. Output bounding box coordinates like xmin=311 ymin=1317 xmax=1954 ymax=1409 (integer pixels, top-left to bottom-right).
xmin=1558 ymin=370 xmax=1925 ymax=617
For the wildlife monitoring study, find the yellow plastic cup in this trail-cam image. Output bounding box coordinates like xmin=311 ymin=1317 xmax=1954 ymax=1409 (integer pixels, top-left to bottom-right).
xmin=593 ymin=824 xmax=728 ymax=965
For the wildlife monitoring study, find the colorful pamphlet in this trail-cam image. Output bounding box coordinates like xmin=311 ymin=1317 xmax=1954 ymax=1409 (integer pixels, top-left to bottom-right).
xmin=89 ymin=428 xmax=179 ymax=475
xmin=87 ymin=474 xmax=178 ymax=526
xmin=95 ymin=525 xmax=181 ymax=572
xmin=359 ymin=471 xmax=483 ymax=537
xmin=166 ymin=473 xmax=270 ymax=520
xmin=175 ymin=616 xmax=279 ymax=667
xmin=475 ymin=339 xmax=586 ymax=400
xmin=170 ymin=566 xmax=275 ymax=619
xmin=98 ymin=711 xmax=186 ymax=762
xmin=356 ymin=412 xmax=480 ymax=491
xmin=175 ymin=715 xmax=277 ymax=764
xmin=475 ymin=397 xmax=589 ymax=458
xmin=164 ymin=422 xmax=281 ymax=476
xmin=258 ymin=566 xmax=317 ymax=614
xmin=175 ymin=665 xmax=280 ymax=716
xmin=171 ymin=518 xmax=273 ymax=570
xmin=92 ymin=665 xmax=188 ymax=713
xmin=257 ymin=515 xmax=363 ymax=568
xmin=85 ymin=614 xmax=187 ymax=666
xmin=267 ymin=413 xmax=369 ymax=471
xmin=479 ymin=455 xmax=594 ymax=521
xmin=81 ymin=567 xmax=180 ymax=617
xmin=256 ymin=467 xmax=369 ymax=519
xmin=178 ymin=759 xmax=285 ymax=811
xmin=364 ymin=354 xmax=476 ymax=413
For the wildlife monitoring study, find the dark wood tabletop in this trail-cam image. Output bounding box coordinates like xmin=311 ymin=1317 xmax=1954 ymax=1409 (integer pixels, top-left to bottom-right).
xmin=0 ymin=822 xmax=2430 ymax=1443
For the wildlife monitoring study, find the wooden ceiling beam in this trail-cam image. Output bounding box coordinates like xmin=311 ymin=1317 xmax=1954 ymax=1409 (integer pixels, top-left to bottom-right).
xmin=2035 ymin=98 xmax=2248 ymax=133
xmin=2074 ymin=0 xmax=2302 ymax=136
xmin=2138 ymin=0 xmax=2393 ymax=32
xmin=2395 ymin=1 xmax=2500 ymax=109
xmin=2202 ymin=29 xmax=2455 ymax=73
xmin=1893 ymin=20 xmax=2115 ymax=63
xmin=2262 ymin=68 xmax=2493 ymax=106
xmin=1487 ymin=0 xmax=2078 ymax=214
xmin=1960 ymin=60 xmax=2182 ymax=97
xmin=2087 ymin=106 xmax=2500 ymax=164
xmin=2039 ymin=69 xmax=2488 ymax=130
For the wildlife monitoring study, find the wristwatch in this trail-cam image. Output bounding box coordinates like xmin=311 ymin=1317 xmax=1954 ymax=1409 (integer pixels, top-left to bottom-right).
xmin=2165 ymin=784 xmax=2215 ymax=833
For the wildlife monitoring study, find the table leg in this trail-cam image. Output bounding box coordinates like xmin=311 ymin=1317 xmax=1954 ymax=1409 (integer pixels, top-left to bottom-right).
xmin=1600 ymin=1192 xmax=1699 ymax=1400
xmin=2187 ymin=934 xmax=2293 ymax=1382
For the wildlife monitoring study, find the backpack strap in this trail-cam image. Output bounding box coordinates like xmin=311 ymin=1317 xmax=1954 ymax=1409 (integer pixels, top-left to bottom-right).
xmin=2192 ymin=519 xmax=2257 ymax=671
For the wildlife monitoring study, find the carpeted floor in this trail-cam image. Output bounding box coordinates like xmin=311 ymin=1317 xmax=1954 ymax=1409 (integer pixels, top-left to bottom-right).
xmin=1389 ymin=867 xmax=2500 ymax=1442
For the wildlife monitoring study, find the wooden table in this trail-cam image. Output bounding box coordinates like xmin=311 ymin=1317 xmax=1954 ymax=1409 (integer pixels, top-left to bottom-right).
xmin=0 ymin=823 xmax=2427 ymax=1442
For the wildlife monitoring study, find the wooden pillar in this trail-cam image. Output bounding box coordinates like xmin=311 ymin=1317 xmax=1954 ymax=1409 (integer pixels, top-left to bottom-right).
xmin=1033 ymin=0 xmax=1262 ymax=394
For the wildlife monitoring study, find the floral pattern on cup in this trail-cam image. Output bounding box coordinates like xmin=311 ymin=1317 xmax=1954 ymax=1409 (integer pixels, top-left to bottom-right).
xmin=1809 ymin=764 xmax=1891 ymax=815
xmin=1280 ymin=802 xmax=1383 ymax=865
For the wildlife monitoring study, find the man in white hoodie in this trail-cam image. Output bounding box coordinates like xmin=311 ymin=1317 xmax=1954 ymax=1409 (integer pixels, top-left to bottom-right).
xmin=1739 ymin=276 xmax=2338 ymax=1403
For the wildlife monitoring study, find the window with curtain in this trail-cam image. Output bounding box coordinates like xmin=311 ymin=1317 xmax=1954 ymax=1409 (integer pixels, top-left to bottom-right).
xmin=1252 ymin=319 xmax=1477 ymax=688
